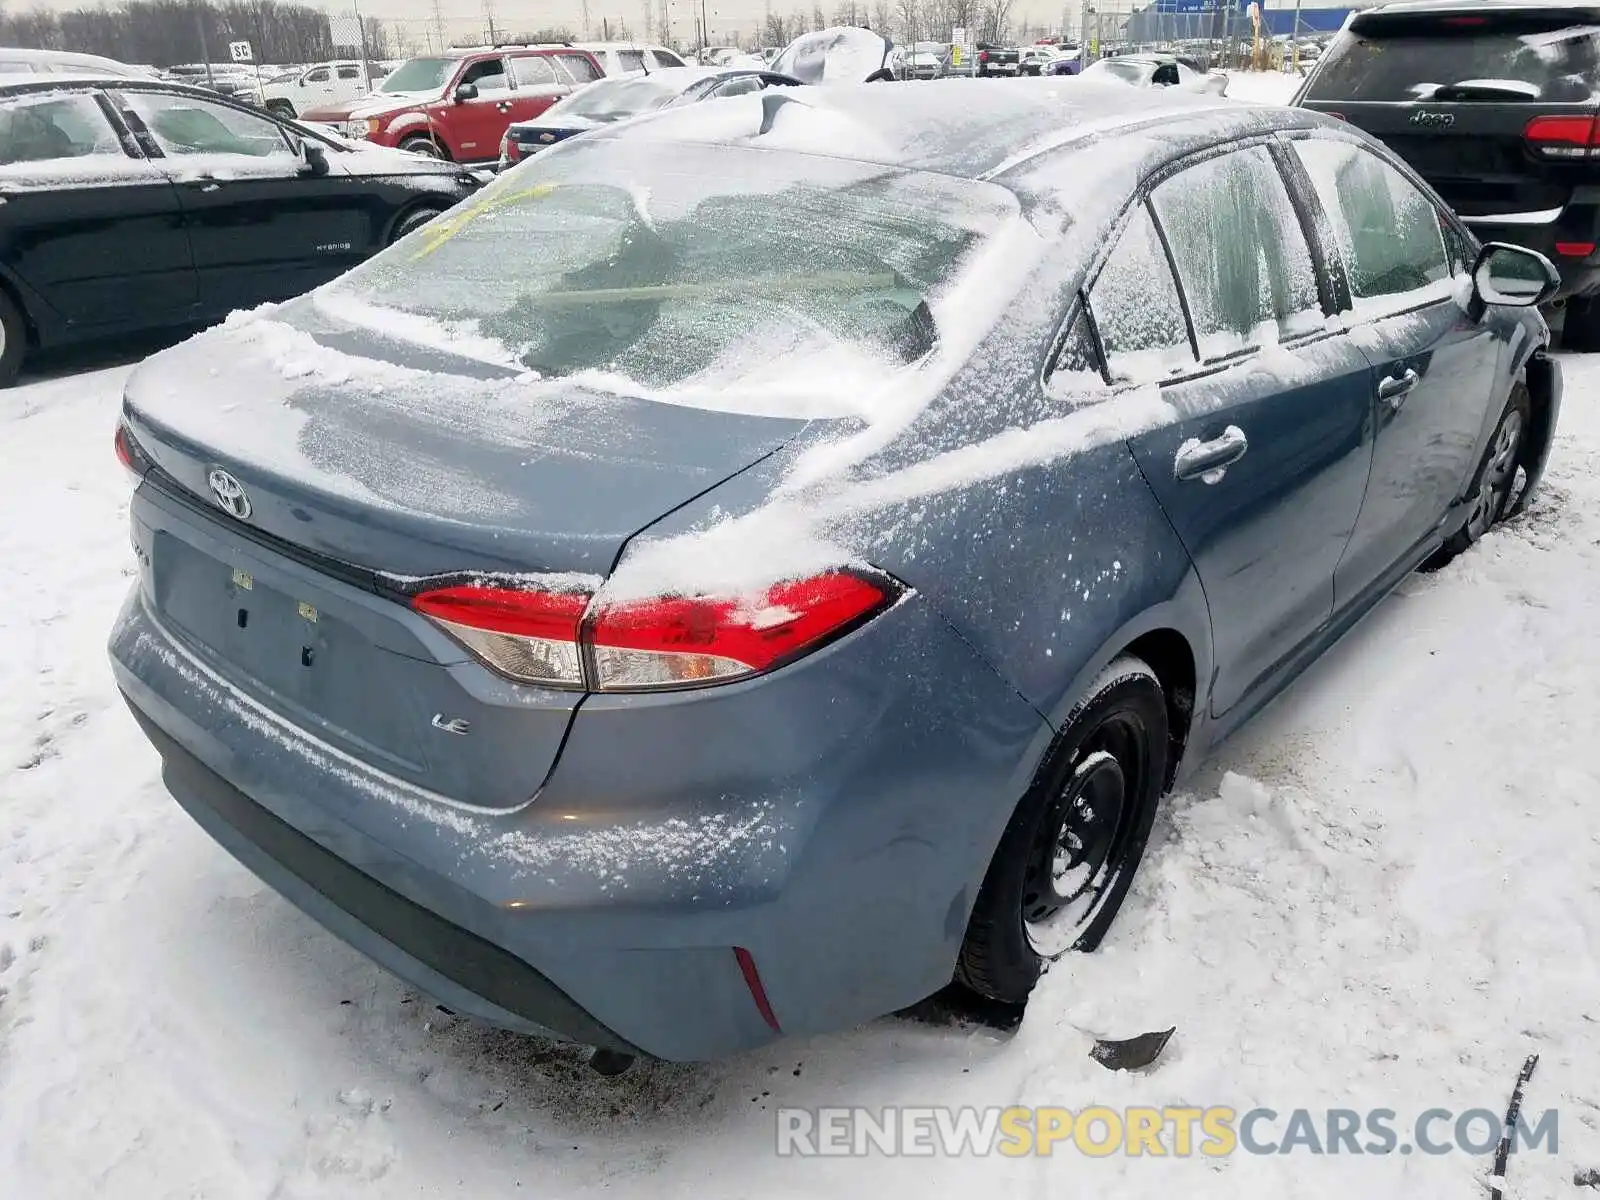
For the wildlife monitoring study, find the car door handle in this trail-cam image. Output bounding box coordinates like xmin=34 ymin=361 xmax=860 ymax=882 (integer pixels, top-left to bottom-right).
xmin=1174 ymin=425 xmax=1248 ymax=483
xmin=1378 ymin=368 xmax=1420 ymax=407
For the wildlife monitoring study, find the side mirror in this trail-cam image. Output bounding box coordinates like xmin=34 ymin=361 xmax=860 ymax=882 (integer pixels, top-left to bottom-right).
xmin=296 ymin=138 xmax=329 ymax=177
xmin=454 ymin=82 xmax=478 ymax=103
xmin=1471 ymin=242 xmax=1560 ymax=315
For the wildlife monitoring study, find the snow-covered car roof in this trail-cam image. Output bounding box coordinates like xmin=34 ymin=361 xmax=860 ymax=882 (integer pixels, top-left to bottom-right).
xmin=597 ymin=76 xmax=1297 ymax=181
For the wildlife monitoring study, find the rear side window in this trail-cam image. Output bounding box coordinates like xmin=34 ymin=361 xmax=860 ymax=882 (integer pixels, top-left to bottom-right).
xmin=512 ymin=56 xmax=559 ymax=88
xmin=1293 ymin=140 xmax=1451 ymax=314
xmin=1305 ymin=18 xmax=1600 ymax=102
xmin=0 ymin=92 xmax=123 ymax=164
xmin=1086 ymin=205 xmax=1194 ymax=384
xmin=654 ymin=49 xmax=688 ymax=68
xmin=1151 ymin=145 xmax=1323 ymax=360
xmin=337 ymin=65 xmax=361 ymax=80
xmin=554 ymin=53 xmax=603 ymax=84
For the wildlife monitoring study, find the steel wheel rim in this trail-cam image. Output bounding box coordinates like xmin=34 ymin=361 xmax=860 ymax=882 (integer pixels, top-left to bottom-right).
xmin=1023 ymin=714 xmax=1149 ymax=959
xmin=1467 ymin=408 xmax=1525 ymax=540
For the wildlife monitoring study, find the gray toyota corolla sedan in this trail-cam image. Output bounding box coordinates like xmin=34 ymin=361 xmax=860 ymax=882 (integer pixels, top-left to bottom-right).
xmin=110 ymin=80 xmax=1561 ymax=1068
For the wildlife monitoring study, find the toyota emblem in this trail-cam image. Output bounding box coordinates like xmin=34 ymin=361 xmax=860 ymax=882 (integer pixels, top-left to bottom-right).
xmin=207 ymin=468 xmax=252 ymax=520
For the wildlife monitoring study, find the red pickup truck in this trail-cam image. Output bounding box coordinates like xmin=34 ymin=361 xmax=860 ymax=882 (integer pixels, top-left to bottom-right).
xmin=301 ymin=44 xmax=604 ymax=167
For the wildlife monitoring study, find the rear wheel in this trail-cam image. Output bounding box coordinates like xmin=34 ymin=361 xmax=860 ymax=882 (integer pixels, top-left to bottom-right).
xmin=0 ymin=289 xmax=26 ymax=387
xmin=956 ymin=656 xmax=1168 ymax=1005
xmin=399 ymin=134 xmax=447 ymax=159
xmin=1561 ymin=294 xmax=1600 ymax=351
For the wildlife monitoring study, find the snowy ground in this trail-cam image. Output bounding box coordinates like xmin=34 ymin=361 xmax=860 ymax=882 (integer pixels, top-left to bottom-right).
xmin=6 ymin=75 xmax=1600 ymax=1199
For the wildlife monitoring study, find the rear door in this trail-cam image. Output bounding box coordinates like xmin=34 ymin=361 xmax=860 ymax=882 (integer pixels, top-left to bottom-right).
xmin=1113 ymin=142 xmax=1376 ymax=719
xmin=1289 ymin=136 xmax=1503 ymax=602
xmin=506 ymin=54 xmax=576 ymax=125
xmin=433 ymin=55 xmax=517 ymax=163
xmin=1298 ymin=9 xmax=1600 ymax=223
xmin=115 ymin=88 xmax=372 ymax=309
xmin=0 ymin=87 xmax=196 ymax=332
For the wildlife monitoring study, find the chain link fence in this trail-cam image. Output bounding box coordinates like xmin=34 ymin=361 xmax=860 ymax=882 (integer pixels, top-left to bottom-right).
xmin=1077 ymin=3 xmax=1335 ymax=72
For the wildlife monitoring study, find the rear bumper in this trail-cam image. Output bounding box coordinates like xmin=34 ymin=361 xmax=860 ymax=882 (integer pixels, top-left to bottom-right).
xmin=111 ymin=572 xmax=1048 ymax=1061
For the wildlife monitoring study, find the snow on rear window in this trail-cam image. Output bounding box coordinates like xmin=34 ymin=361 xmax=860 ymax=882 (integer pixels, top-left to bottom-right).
xmin=323 ymin=136 xmax=1024 ymax=419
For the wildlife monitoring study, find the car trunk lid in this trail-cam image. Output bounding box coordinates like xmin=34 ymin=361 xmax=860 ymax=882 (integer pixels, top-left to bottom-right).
xmin=1299 ymin=7 xmax=1600 ymax=217
xmin=121 ymin=303 xmax=807 ymax=808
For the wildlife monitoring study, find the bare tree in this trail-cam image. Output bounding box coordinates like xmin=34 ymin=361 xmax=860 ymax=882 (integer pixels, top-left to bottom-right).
xmin=871 ymin=0 xmax=893 ymax=35
xmin=832 ymin=0 xmax=862 ymax=26
xmin=979 ymin=0 xmax=1012 ymax=43
xmin=810 ymin=0 xmax=826 ymax=30
xmin=762 ymin=8 xmax=789 ymax=43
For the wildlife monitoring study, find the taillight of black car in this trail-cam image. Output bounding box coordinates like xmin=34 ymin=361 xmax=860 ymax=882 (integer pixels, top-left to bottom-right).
xmin=411 ymin=571 xmax=901 ymax=692
xmin=1525 ymin=114 xmax=1600 ymax=159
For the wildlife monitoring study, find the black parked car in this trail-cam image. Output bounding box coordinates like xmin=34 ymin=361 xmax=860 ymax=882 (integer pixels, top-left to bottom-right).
xmin=1294 ymin=1 xmax=1600 ymax=346
xmin=0 ymin=75 xmax=481 ymax=383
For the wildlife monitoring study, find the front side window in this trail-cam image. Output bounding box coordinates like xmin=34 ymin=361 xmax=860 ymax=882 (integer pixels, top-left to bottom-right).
xmin=654 ymin=49 xmax=687 ymax=68
xmin=1086 ymin=205 xmax=1193 ymax=384
xmin=1151 ymin=145 xmax=1323 ymax=360
xmin=618 ymin=50 xmax=647 ymax=73
xmin=460 ymin=57 xmax=509 ymax=93
xmin=1293 ymin=139 xmax=1450 ymax=314
xmin=122 ymin=92 xmax=293 ymax=158
xmin=0 ymin=92 xmax=124 ymax=164
xmin=713 ymin=75 xmax=765 ymax=98
xmin=304 ymin=68 xmax=330 ymax=83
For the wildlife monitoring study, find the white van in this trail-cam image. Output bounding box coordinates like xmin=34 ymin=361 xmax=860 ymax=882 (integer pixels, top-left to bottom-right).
xmin=0 ymin=47 xmax=153 ymax=78
xmin=259 ymin=60 xmax=380 ymax=118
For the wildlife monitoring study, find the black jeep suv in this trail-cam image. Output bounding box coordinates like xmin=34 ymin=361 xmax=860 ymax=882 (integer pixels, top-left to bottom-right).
xmin=1294 ymin=0 xmax=1600 ymax=344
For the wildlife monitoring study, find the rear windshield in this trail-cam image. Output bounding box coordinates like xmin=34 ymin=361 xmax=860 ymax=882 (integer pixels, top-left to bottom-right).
xmin=1305 ymin=17 xmax=1600 ymax=102
xmin=555 ymin=75 xmax=687 ymax=120
xmin=319 ymin=138 xmax=1019 ymax=408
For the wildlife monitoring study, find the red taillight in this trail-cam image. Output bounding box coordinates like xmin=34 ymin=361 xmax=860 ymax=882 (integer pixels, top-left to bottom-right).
xmin=413 ymin=585 xmax=590 ymax=688
xmin=114 ymin=419 xmax=146 ymax=476
xmin=411 ymin=571 xmax=895 ymax=691
xmin=978 ymin=49 xmax=990 ymax=62
xmin=1557 ymin=240 xmax=1596 ymax=257
xmin=1524 ymin=114 xmax=1600 ymax=158
xmin=586 ymin=572 xmax=891 ymax=690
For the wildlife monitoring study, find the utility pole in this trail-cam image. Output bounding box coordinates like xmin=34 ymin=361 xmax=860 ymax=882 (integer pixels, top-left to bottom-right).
xmin=581 ymin=0 xmax=592 ymax=37
xmin=353 ymin=1 xmax=373 ymax=95
xmin=483 ymin=0 xmax=499 ymax=44
xmin=194 ymin=2 xmax=214 ymax=88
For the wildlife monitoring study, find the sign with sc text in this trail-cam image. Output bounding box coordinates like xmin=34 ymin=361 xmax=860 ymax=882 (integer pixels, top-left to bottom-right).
xmin=228 ymin=39 xmax=253 ymax=62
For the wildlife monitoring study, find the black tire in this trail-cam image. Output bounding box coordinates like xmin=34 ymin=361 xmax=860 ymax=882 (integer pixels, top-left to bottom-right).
xmin=265 ymin=99 xmax=296 ymax=119
xmin=1429 ymin=383 xmax=1533 ymax=566
xmin=1562 ymin=295 xmax=1600 ymax=352
xmin=387 ymin=205 xmax=444 ymax=246
xmin=0 ymin=289 xmax=26 ymax=387
xmin=399 ymin=134 xmax=447 ymax=159
xmin=956 ymin=655 xmax=1168 ymax=1005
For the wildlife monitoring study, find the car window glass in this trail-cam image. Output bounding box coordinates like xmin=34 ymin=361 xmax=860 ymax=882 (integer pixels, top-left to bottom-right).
xmin=1086 ymin=204 xmax=1195 ymax=384
xmin=461 ymin=58 xmax=509 ymax=92
xmin=512 ymin=56 xmax=559 ymax=87
xmin=1305 ymin=20 xmax=1600 ymax=102
xmin=0 ymin=92 xmax=126 ymax=164
xmin=714 ymin=75 xmax=764 ymax=97
xmin=305 ymin=67 xmax=330 ymax=82
xmin=618 ymin=50 xmax=646 ymax=73
xmin=553 ymin=53 xmax=603 ymax=83
xmin=1151 ymin=145 xmax=1323 ymax=360
xmin=1153 ymin=62 xmax=1179 ymax=85
xmin=1045 ymin=310 xmax=1111 ymax=402
xmin=1293 ymin=140 xmax=1451 ymax=315
xmin=123 ymin=92 xmax=293 ymax=158
xmin=654 ymin=50 xmax=687 ymax=67
xmin=336 ymin=65 xmax=361 ymax=80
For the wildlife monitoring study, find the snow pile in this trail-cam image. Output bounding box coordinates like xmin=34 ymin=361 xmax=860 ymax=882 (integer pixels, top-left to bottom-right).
xmin=4 ymin=356 xmax=1600 ymax=1196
